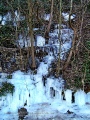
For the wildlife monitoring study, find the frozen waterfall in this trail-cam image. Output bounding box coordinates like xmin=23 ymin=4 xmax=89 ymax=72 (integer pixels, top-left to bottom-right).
xmin=0 ymin=70 xmax=90 ymax=114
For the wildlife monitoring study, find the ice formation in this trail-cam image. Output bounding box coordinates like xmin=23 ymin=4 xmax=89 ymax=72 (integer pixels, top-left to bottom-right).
xmin=75 ymin=90 xmax=86 ymax=107
xmin=36 ymin=36 xmax=45 ymax=47
xmin=0 ymin=55 xmax=90 ymax=115
xmin=62 ymin=12 xmax=75 ymax=21
xmin=1 ymin=10 xmax=25 ymax=26
xmin=86 ymin=92 xmax=90 ymax=103
xmin=1 ymin=12 xmax=12 ymax=25
xmin=46 ymin=77 xmax=63 ymax=100
xmin=49 ymin=26 xmax=73 ymax=59
xmin=17 ymin=34 xmax=32 ymax=48
xmin=0 ymin=53 xmax=64 ymax=113
xmin=65 ymin=89 xmax=72 ymax=104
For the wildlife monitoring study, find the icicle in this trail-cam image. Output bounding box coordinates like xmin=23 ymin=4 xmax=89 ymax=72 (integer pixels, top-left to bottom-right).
xmin=26 ymin=90 xmax=30 ymax=106
xmin=75 ymin=90 xmax=86 ymax=107
xmin=86 ymin=92 xmax=90 ymax=103
xmin=50 ymin=87 xmax=55 ymax=98
xmin=55 ymin=90 xmax=60 ymax=99
xmin=65 ymin=89 xmax=72 ymax=104
xmin=6 ymin=94 xmax=13 ymax=107
xmin=42 ymin=47 xmax=44 ymax=52
xmin=1 ymin=96 xmax=6 ymax=106
xmin=58 ymin=89 xmax=62 ymax=102
xmin=19 ymin=89 xmax=26 ymax=107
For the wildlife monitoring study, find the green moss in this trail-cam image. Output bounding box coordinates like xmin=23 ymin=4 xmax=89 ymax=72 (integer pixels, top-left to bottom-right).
xmin=0 ymin=82 xmax=15 ymax=97
xmin=7 ymin=74 xmax=12 ymax=79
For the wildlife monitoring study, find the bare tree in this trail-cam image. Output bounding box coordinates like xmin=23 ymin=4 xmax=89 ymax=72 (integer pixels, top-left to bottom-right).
xmin=56 ymin=0 xmax=62 ymax=77
xmin=27 ymin=0 xmax=36 ymax=69
xmin=45 ymin=0 xmax=54 ymax=39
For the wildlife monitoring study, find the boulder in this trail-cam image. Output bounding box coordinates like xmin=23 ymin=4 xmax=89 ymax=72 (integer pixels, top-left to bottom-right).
xmin=18 ymin=107 xmax=28 ymax=120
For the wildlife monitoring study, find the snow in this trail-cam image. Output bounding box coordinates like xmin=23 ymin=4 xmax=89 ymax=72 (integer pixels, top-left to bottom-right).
xmin=1 ymin=20 xmax=6 ymax=25
xmin=13 ymin=10 xmax=25 ymax=26
xmin=1 ymin=12 xmax=12 ymax=25
xmin=55 ymin=24 xmax=67 ymax=29
xmin=17 ymin=34 xmax=33 ymax=48
xmin=62 ymin=12 xmax=75 ymax=21
xmin=0 ymin=73 xmax=7 ymax=83
xmin=14 ymin=10 xmax=20 ymax=21
xmin=36 ymin=35 xmax=45 ymax=47
xmin=44 ymin=14 xmax=50 ymax=21
xmin=49 ymin=26 xmax=73 ymax=59
xmin=1 ymin=11 xmax=25 ymax=26
xmin=37 ymin=62 xmax=48 ymax=75
xmin=17 ymin=35 xmax=46 ymax=48
xmin=33 ymin=28 xmax=39 ymax=31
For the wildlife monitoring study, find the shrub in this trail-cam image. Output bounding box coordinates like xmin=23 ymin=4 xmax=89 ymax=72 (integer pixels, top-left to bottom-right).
xmin=0 ymin=82 xmax=15 ymax=96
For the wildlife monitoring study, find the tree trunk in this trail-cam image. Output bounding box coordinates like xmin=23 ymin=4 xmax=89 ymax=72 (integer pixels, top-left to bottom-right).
xmin=27 ymin=0 xmax=36 ymax=69
xmin=56 ymin=0 xmax=62 ymax=77
xmin=45 ymin=0 xmax=54 ymax=39
xmin=63 ymin=0 xmax=74 ymax=70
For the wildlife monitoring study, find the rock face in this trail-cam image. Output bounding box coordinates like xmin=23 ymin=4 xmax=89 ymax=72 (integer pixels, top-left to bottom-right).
xmin=18 ymin=107 xmax=28 ymax=120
